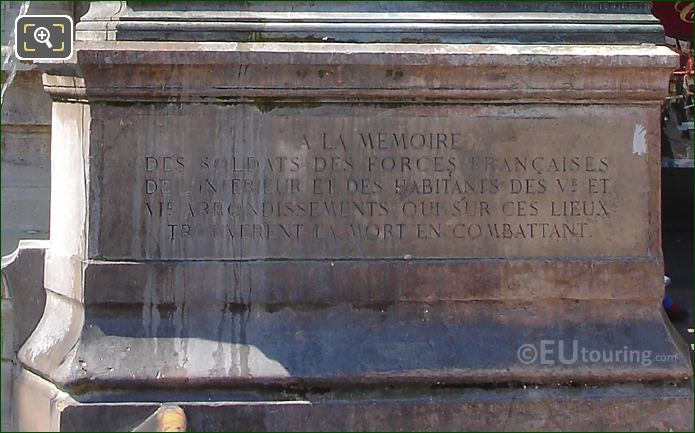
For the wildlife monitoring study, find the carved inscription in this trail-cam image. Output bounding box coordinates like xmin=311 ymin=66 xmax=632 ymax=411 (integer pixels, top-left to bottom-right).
xmin=134 ymin=113 xmax=640 ymax=259
xmin=96 ymin=106 xmax=650 ymax=259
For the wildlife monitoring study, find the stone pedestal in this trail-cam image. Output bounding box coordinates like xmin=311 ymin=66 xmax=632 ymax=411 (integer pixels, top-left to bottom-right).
xmin=5 ymin=2 xmax=693 ymax=431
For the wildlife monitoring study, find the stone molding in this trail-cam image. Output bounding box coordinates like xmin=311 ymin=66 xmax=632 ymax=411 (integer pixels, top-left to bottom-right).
xmin=74 ymin=1 xmax=663 ymax=44
xmin=42 ymin=42 xmax=678 ymax=103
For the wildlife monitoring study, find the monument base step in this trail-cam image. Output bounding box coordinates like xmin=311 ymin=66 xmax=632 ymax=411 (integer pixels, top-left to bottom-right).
xmin=18 ymin=295 xmax=692 ymax=389
xmin=12 ymin=368 xmax=693 ymax=431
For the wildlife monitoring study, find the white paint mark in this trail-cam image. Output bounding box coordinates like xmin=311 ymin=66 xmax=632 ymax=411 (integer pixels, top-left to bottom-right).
xmin=632 ymin=124 xmax=647 ymax=155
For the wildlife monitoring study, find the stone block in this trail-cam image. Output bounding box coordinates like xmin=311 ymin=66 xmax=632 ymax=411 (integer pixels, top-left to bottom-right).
xmin=9 ymin=2 xmax=693 ymax=431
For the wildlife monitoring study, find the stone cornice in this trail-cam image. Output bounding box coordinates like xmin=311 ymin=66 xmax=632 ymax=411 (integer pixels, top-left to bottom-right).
xmin=41 ymin=42 xmax=678 ymax=104
xmin=74 ymin=1 xmax=663 ymax=44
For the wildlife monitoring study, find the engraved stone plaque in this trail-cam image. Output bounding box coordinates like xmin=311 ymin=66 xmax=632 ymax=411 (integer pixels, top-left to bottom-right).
xmin=95 ymin=104 xmax=651 ymax=260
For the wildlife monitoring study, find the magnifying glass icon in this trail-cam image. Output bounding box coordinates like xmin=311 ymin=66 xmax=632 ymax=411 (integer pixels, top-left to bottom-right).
xmin=33 ymin=26 xmax=52 ymax=49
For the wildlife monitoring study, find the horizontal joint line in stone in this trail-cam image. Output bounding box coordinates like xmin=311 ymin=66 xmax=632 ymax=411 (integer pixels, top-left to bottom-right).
xmin=84 ymin=256 xmax=660 ymax=265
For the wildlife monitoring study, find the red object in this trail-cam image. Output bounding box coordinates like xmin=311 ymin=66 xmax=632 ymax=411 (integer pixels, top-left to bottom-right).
xmin=652 ymin=1 xmax=694 ymax=39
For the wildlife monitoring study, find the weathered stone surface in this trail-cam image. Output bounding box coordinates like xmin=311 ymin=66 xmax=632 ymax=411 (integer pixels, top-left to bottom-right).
xmin=79 ymin=257 xmax=664 ymax=304
xmin=1 ymin=240 xmax=50 ymax=352
xmin=0 ymin=363 xmax=13 ymax=431
xmin=1 ymin=71 xmax=51 ymax=256
xmin=1 ymin=240 xmax=50 ymax=432
xmin=1 ymin=1 xmax=84 ymax=256
xmin=75 ymin=1 xmax=664 ymax=44
xmin=44 ymin=43 xmax=677 ymax=103
xmin=12 ymin=369 xmax=695 ymax=432
xmin=38 ymin=43 xmax=675 ymax=303
xmin=18 ymin=299 xmax=693 ymax=389
xmin=92 ymin=104 xmax=653 ymax=260
xmin=8 ymin=6 xmax=694 ymax=431
xmin=12 ymin=369 xmax=65 ymax=432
